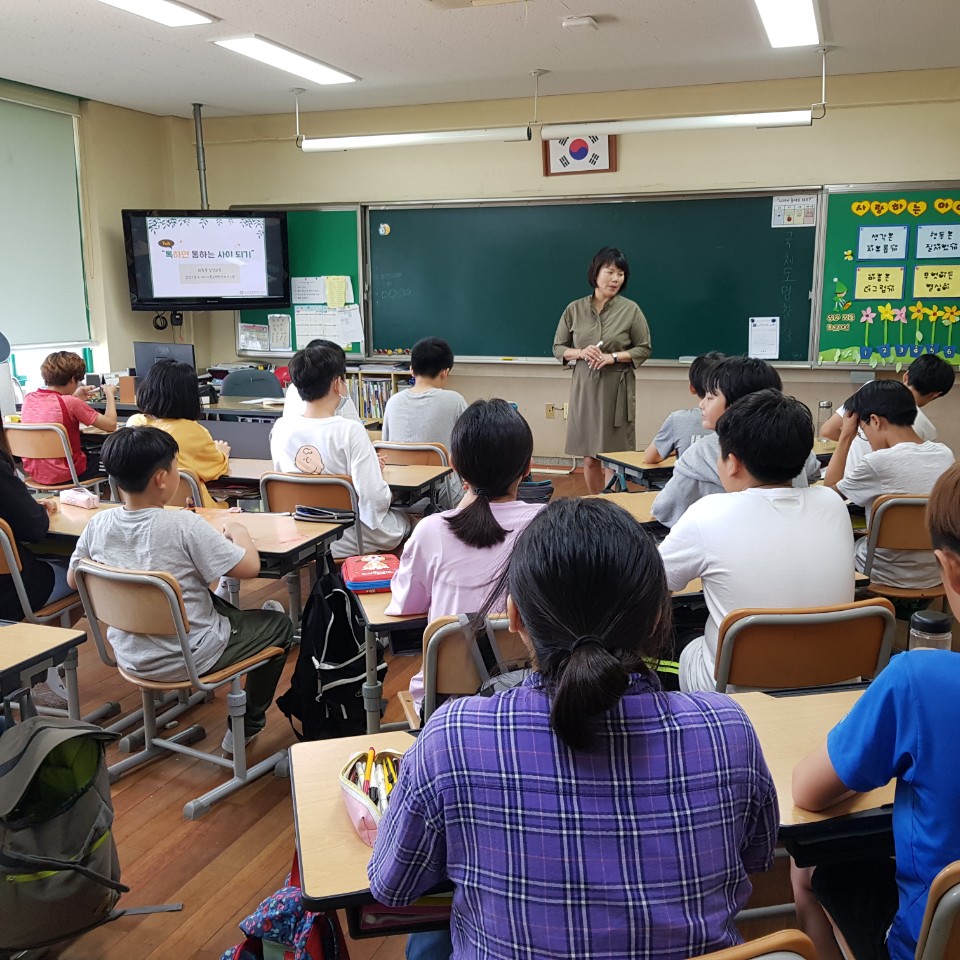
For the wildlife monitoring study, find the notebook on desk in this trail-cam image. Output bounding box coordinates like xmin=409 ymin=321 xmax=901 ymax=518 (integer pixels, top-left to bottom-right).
xmin=294 ymin=505 xmax=356 ymax=524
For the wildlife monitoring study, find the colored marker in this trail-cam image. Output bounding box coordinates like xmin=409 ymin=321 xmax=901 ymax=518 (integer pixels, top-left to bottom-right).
xmin=363 ymin=746 xmax=376 ymax=795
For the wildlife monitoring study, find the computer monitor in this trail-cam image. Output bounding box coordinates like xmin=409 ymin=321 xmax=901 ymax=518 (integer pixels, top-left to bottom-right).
xmin=132 ymin=341 xmax=197 ymax=376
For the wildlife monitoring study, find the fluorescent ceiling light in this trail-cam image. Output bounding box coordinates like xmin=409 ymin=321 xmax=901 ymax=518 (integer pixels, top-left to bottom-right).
xmin=95 ymin=0 xmax=213 ymax=27
xmin=214 ymin=37 xmax=356 ymax=85
xmin=753 ymin=0 xmax=820 ymax=47
xmin=540 ymin=110 xmax=813 ymax=139
xmin=300 ymin=126 xmax=532 ymax=152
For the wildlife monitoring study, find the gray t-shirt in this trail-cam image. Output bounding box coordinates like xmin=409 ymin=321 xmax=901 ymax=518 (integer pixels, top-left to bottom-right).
xmin=651 ymin=407 xmax=708 ymax=459
xmin=70 ymin=507 xmax=245 ymax=680
xmin=382 ymin=388 xmax=468 ymax=507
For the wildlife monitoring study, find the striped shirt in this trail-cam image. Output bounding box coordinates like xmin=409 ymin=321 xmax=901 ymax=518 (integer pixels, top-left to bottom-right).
xmin=369 ymin=673 xmax=778 ymax=960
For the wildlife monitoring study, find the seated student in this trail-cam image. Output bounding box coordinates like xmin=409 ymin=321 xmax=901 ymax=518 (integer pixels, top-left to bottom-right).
xmin=67 ymin=427 xmax=293 ymax=753
xmin=386 ymin=398 xmax=544 ymax=711
xmin=791 ymin=461 xmax=960 ymax=960
xmin=652 ymin=356 xmax=820 ymax=527
xmin=270 ymin=344 xmax=410 ymax=559
xmin=820 ymin=354 xmax=954 ymax=478
xmin=643 ymin=351 xmax=724 ymax=464
xmin=369 ymin=497 xmax=778 ymax=960
xmin=0 ymin=429 xmax=77 ymax=708
xmin=126 ymin=359 xmax=229 ymax=508
xmin=658 ymin=389 xmax=856 ymax=692
xmin=825 ymin=379 xmax=955 ymax=590
xmin=20 ymin=351 xmax=118 ymax=485
xmin=382 ymin=336 xmax=468 ymax=508
xmin=282 ymin=338 xmax=363 ymax=422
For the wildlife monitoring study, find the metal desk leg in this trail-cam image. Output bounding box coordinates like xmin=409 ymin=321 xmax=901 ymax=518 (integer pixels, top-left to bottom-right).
xmin=61 ymin=646 xmax=81 ymax=720
xmin=362 ymin=625 xmax=383 ymax=735
xmin=284 ymin=570 xmax=303 ymax=627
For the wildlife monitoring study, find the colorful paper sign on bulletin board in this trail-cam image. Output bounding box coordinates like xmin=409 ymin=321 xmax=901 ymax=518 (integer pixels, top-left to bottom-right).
xmin=818 ymin=186 xmax=960 ymax=367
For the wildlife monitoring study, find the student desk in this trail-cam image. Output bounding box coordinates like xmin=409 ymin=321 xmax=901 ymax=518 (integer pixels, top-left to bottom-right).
xmin=92 ymin=396 xmax=286 ymax=420
xmin=0 ymin=621 xmax=87 ymax=718
xmin=289 ymin=688 xmax=894 ymax=915
xmin=814 ymin=438 xmax=838 ymax=466
xmin=597 ymin=450 xmax=677 ymax=491
xmin=587 ymin=490 xmax=660 ymax=523
xmin=47 ymin=504 xmax=348 ymax=625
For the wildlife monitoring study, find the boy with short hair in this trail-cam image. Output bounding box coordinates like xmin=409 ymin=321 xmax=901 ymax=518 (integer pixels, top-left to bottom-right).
xmin=382 ymin=336 xmax=468 ymax=508
xmin=643 ymin=351 xmax=724 ymax=464
xmin=68 ymin=426 xmax=292 ymax=753
xmin=658 ymin=389 xmax=855 ymax=692
xmin=652 ymin=356 xmax=821 ymax=527
xmin=792 ymin=460 xmax=960 ymax=960
xmin=282 ymin=338 xmax=363 ymax=422
xmin=820 ymin=355 xmax=954 ymax=478
xmin=825 ymin=379 xmax=955 ymax=589
xmin=270 ymin=343 xmax=410 ymax=558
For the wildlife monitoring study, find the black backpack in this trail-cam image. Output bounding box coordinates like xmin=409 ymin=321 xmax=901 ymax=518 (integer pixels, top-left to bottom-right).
xmin=276 ymin=557 xmax=386 ymax=740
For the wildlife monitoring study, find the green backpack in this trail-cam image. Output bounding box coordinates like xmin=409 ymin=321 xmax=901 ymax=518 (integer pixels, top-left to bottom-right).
xmin=0 ymin=712 xmax=126 ymax=952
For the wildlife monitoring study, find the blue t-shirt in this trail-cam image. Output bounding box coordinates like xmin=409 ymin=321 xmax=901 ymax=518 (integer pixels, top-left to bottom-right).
xmin=828 ymin=651 xmax=960 ymax=960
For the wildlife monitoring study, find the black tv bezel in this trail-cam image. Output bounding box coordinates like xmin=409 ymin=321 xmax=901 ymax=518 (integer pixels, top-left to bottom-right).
xmin=122 ymin=209 xmax=291 ymax=312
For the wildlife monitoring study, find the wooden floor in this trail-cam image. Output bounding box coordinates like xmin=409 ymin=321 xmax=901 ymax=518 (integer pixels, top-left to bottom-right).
xmin=44 ymin=471 xmax=590 ymax=960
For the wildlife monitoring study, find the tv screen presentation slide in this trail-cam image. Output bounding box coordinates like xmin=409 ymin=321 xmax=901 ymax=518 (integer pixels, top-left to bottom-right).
xmin=146 ymin=215 xmax=268 ymax=299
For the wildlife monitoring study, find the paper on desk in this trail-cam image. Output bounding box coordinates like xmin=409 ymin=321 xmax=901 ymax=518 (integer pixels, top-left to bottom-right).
xmin=748 ymin=316 xmax=780 ymax=360
xmin=291 ymin=276 xmax=355 ymax=305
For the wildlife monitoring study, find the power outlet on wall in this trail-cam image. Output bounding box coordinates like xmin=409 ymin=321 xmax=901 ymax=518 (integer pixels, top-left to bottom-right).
xmin=545 ymin=403 xmax=555 ymax=420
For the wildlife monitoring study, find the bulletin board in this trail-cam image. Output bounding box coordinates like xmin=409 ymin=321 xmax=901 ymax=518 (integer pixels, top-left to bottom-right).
xmin=367 ymin=191 xmax=819 ymax=361
xmin=817 ymin=184 xmax=960 ymax=368
xmin=235 ymin=206 xmax=364 ymax=358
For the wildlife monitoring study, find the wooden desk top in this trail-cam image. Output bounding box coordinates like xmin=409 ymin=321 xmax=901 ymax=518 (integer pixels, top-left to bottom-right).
xmin=291 ymin=730 xmax=415 ymax=909
xmin=355 ymin=590 xmax=429 ymax=631
xmin=598 ymin=450 xmax=677 ymax=472
xmin=0 ymin=621 xmax=87 ymax=675
xmin=48 ymin=502 xmax=341 ymax=557
xmin=730 ymin=689 xmax=893 ymax=827
xmin=226 ymin=458 xmax=272 ymax=482
xmin=382 ymin=463 xmax=451 ymax=491
xmin=586 ymin=491 xmax=659 ymax=523
xmin=814 ymin=438 xmax=838 ymax=456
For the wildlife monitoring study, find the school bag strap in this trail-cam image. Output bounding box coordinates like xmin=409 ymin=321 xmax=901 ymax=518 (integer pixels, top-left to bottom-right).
xmin=461 ymin=613 xmax=503 ymax=685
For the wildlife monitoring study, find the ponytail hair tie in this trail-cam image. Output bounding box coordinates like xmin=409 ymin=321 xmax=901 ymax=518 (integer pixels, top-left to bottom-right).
xmin=570 ymin=635 xmax=605 ymax=653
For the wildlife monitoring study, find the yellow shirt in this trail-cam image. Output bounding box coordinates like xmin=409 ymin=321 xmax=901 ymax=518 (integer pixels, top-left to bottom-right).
xmin=126 ymin=415 xmax=229 ymax=508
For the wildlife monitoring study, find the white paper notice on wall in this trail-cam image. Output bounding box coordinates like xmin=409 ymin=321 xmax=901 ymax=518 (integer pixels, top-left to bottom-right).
xmin=771 ymin=194 xmax=817 ymax=228
xmin=238 ymin=322 xmax=270 ymax=352
xmin=291 ymin=276 xmax=355 ymax=305
xmin=748 ymin=316 xmax=780 ymax=359
xmin=267 ymin=314 xmax=292 ymax=351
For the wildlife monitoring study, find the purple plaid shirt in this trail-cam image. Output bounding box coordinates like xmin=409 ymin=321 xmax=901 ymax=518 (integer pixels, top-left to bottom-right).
xmin=369 ymin=673 xmax=778 ymax=959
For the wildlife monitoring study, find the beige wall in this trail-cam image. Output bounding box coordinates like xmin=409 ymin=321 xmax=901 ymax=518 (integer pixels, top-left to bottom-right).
xmin=77 ymin=69 xmax=960 ymax=455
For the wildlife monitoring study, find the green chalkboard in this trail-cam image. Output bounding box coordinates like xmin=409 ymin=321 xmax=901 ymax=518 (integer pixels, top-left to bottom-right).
xmin=818 ymin=186 xmax=960 ymax=368
xmin=236 ymin=206 xmax=363 ymax=356
xmin=368 ymin=195 xmax=816 ymax=361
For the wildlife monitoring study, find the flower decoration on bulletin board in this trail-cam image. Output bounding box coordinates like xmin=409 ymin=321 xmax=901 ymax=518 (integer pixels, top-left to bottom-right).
xmin=543 ymin=134 xmax=617 ymax=176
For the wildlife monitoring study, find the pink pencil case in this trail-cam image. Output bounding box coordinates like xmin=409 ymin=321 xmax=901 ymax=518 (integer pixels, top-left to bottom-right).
xmin=60 ymin=488 xmax=100 ymax=509
xmin=339 ymin=749 xmax=403 ymax=847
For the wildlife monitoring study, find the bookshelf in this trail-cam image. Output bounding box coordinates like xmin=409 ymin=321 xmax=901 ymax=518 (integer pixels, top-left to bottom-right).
xmin=345 ymin=366 xmax=412 ymax=422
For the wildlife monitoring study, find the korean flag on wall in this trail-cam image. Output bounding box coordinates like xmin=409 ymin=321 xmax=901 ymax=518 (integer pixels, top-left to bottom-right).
xmin=545 ymin=134 xmax=616 ymax=175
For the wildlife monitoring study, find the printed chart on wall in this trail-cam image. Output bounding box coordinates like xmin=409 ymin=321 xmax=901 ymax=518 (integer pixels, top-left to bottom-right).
xmin=818 ymin=186 xmax=960 ymax=368
xmin=236 ymin=208 xmax=363 ymax=358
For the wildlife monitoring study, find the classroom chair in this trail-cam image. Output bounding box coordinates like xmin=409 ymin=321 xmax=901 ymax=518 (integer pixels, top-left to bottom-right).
xmin=861 ymin=495 xmax=947 ymax=603
xmin=713 ymin=598 xmax=896 ymax=693
xmin=686 ymin=930 xmax=816 ymax=960
xmin=72 ymin=559 xmax=288 ymax=820
xmin=109 ymin=467 xmax=204 ymax=507
xmin=220 ymin=368 xmax=284 ymax=398
xmin=260 ymin=471 xmax=362 ymax=554
xmin=916 ymin=861 xmax=960 ymax=960
xmin=3 ymin=422 xmax=104 ymax=493
xmin=419 ymin=613 xmax=529 ymax=726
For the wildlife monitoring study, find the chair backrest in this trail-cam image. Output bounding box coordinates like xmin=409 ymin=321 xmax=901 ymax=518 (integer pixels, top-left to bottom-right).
xmin=686 ymin=929 xmax=816 ymax=960
xmin=0 ymin=517 xmax=23 ymax=576
xmin=259 ymin=472 xmax=362 ymax=550
xmin=916 ymin=861 xmax=960 ymax=960
xmin=714 ymin=598 xmax=896 ymax=693
xmin=109 ymin=468 xmax=203 ymax=507
xmin=422 ymin=614 xmax=529 ymax=723
xmin=862 ymin=495 xmax=936 ymax=577
xmin=220 ymin=369 xmax=284 ymax=398
xmin=4 ymin=422 xmax=80 ymax=485
xmin=373 ymin=441 xmax=449 ymax=467
xmin=73 ymin=560 xmax=206 ymax=685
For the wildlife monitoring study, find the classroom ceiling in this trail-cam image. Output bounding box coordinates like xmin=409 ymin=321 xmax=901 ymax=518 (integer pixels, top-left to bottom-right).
xmin=3 ymin=0 xmax=960 ymax=119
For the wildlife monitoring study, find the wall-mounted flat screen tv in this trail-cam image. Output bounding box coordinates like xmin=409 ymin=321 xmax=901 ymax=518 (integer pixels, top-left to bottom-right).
xmin=122 ymin=209 xmax=290 ymax=311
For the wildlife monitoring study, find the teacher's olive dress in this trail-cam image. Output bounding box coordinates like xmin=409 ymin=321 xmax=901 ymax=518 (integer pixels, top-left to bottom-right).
xmin=552 ymin=295 xmax=652 ymax=457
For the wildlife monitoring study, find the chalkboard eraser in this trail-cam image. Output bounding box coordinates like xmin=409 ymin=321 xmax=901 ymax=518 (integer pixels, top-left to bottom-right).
xmin=678 ymin=356 xmax=696 ymax=363
xmin=501 ymin=357 xmax=515 ymax=361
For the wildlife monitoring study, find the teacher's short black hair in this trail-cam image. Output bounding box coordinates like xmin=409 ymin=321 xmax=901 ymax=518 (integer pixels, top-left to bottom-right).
xmin=705 ymin=356 xmax=782 ymax=407
xmin=718 ymin=389 xmax=813 ymax=485
xmin=290 ymin=344 xmax=347 ymax=402
xmin=844 ymin=380 xmax=917 ymax=427
xmin=135 ymin=359 xmax=202 ymax=421
xmin=102 ymin=426 xmax=179 ymax=494
xmin=411 ymin=337 xmax=455 ymax=378
xmin=587 ymin=247 xmax=630 ymax=293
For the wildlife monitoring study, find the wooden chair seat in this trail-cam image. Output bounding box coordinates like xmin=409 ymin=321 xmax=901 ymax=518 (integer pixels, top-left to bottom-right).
xmin=24 ymin=476 xmax=101 ymax=491
xmin=397 ymin=689 xmax=420 ymax=731
xmin=687 ymin=930 xmax=816 ymax=960
xmin=33 ymin=591 xmax=83 ymax=619
xmin=117 ymin=645 xmax=287 ymax=691
xmin=866 ymin=582 xmax=947 ymax=601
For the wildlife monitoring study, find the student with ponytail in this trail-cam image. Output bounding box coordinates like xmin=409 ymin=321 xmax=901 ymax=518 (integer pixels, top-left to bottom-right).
xmin=386 ymin=398 xmax=543 ymax=711
xmin=370 ymin=497 xmax=778 ymax=960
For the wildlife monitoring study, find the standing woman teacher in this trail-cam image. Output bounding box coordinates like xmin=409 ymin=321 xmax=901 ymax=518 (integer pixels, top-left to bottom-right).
xmin=553 ymin=246 xmax=652 ymax=494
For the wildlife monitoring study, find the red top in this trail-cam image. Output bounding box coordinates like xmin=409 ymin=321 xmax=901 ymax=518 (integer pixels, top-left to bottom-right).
xmin=20 ymin=389 xmax=99 ymax=484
